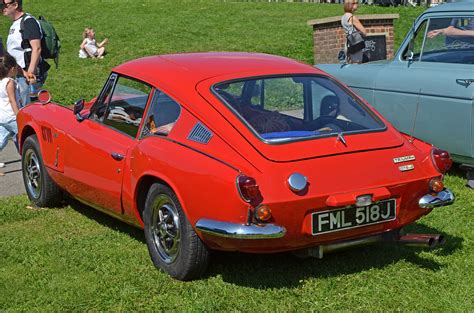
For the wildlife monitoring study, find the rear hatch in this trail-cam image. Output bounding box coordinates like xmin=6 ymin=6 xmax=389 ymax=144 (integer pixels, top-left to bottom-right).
xmin=196 ymin=71 xmax=405 ymax=162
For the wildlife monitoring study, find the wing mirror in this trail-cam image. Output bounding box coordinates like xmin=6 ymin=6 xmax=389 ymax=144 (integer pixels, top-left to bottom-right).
xmin=408 ymin=50 xmax=414 ymax=63
xmin=406 ymin=42 xmax=414 ymax=67
xmin=73 ymin=98 xmax=85 ymax=122
xmin=37 ymin=90 xmax=51 ymax=104
xmin=337 ymin=50 xmax=347 ymax=67
xmin=406 ymin=27 xmax=415 ymax=66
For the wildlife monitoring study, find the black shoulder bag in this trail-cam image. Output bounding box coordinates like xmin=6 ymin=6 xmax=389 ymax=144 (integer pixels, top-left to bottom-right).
xmin=346 ymin=15 xmax=365 ymax=54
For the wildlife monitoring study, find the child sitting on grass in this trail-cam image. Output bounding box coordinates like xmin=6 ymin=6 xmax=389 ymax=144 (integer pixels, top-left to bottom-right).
xmin=79 ymin=28 xmax=108 ymax=59
xmin=0 ymin=54 xmax=20 ymax=176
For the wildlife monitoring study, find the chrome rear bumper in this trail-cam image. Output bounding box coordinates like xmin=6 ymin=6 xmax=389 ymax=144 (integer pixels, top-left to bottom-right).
xmin=195 ymin=218 xmax=286 ymax=239
xmin=419 ymin=188 xmax=455 ymax=209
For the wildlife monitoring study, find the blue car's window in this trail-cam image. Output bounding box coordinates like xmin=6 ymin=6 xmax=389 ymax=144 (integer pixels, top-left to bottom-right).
xmin=213 ymin=76 xmax=384 ymax=142
xmin=404 ymin=19 xmax=428 ymax=60
xmin=101 ymin=76 xmax=151 ymax=138
xmin=411 ymin=17 xmax=474 ymax=64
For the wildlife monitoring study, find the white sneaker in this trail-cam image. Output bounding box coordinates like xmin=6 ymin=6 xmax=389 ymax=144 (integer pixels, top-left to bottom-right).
xmin=0 ymin=163 xmax=5 ymax=168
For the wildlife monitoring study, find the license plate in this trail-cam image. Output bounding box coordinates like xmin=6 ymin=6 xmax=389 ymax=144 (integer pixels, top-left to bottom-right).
xmin=312 ymin=199 xmax=396 ymax=235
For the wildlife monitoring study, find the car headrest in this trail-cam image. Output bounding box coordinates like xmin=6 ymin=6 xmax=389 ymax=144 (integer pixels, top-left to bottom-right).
xmin=320 ymin=95 xmax=340 ymax=117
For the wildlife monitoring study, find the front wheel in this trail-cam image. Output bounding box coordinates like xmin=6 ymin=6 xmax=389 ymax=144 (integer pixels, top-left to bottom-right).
xmin=143 ymin=183 xmax=210 ymax=280
xmin=22 ymin=135 xmax=62 ymax=207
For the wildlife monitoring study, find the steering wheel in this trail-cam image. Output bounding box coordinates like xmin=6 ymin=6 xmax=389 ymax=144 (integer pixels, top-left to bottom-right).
xmin=305 ymin=116 xmax=343 ymax=132
xmin=320 ymin=122 xmax=343 ymax=133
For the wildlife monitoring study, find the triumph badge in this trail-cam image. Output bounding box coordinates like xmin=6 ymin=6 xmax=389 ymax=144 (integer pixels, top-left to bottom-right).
xmin=393 ymin=155 xmax=416 ymax=164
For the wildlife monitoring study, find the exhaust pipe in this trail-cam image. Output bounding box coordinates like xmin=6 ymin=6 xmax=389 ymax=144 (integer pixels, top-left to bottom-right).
xmin=396 ymin=233 xmax=445 ymax=248
xmin=296 ymin=232 xmax=398 ymax=259
xmin=294 ymin=231 xmax=445 ymax=259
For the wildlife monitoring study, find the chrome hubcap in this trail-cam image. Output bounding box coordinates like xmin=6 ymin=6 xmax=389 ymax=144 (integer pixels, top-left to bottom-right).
xmin=24 ymin=149 xmax=41 ymax=199
xmin=151 ymin=195 xmax=181 ymax=264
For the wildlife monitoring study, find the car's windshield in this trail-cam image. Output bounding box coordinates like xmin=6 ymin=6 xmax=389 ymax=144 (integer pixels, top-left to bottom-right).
xmin=213 ymin=75 xmax=384 ymax=142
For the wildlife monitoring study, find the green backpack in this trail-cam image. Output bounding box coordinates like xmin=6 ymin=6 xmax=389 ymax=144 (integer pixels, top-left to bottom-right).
xmin=20 ymin=14 xmax=61 ymax=68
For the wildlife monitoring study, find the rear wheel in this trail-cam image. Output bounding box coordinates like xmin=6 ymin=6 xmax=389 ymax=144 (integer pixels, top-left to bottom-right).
xmin=22 ymin=135 xmax=62 ymax=207
xmin=143 ymin=183 xmax=210 ymax=280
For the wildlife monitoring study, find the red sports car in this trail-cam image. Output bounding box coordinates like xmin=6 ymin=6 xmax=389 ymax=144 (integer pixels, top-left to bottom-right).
xmin=17 ymin=52 xmax=455 ymax=280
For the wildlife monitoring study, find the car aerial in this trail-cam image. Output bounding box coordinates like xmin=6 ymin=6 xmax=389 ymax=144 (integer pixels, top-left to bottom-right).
xmin=17 ymin=52 xmax=455 ymax=280
xmin=318 ymin=1 xmax=474 ymax=185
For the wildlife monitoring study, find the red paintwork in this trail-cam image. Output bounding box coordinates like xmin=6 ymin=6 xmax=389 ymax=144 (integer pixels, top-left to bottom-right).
xmin=17 ymin=52 xmax=443 ymax=253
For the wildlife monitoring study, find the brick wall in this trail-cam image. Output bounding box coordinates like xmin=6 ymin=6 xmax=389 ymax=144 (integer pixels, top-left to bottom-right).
xmin=307 ymin=14 xmax=399 ymax=64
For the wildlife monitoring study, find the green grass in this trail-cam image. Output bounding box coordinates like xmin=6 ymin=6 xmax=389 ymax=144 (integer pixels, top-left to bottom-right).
xmin=1 ymin=0 xmax=472 ymax=311
xmin=1 ymin=0 xmax=423 ymax=104
xmin=1 ymin=171 xmax=473 ymax=311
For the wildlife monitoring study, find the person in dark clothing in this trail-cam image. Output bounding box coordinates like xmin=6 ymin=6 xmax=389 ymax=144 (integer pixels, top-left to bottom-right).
xmin=2 ymin=0 xmax=48 ymax=106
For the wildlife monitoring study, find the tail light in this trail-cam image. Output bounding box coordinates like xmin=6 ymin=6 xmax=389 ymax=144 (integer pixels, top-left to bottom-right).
xmin=236 ymin=175 xmax=260 ymax=202
xmin=429 ymin=177 xmax=444 ymax=193
xmin=431 ymin=147 xmax=452 ymax=174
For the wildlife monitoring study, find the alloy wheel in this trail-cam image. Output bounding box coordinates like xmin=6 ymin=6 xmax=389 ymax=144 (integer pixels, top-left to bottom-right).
xmin=24 ymin=149 xmax=42 ymax=199
xmin=151 ymin=194 xmax=181 ymax=264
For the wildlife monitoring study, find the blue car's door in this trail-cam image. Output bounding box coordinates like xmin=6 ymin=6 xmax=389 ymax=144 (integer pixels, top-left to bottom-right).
xmin=372 ymin=15 xmax=474 ymax=165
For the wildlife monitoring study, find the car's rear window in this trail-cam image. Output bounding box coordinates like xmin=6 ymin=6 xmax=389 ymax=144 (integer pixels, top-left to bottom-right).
xmin=213 ymin=75 xmax=385 ymax=142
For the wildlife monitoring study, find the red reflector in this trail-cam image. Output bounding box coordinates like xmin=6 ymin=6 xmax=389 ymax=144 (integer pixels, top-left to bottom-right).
xmin=431 ymin=147 xmax=452 ymax=174
xmin=237 ymin=175 xmax=260 ymax=202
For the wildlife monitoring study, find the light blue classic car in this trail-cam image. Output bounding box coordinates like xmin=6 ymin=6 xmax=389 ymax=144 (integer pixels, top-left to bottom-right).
xmin=318 ymin=1 xmax=474 ymax=175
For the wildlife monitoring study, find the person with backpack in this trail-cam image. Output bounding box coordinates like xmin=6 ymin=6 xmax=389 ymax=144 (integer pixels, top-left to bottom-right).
xmin=2 ymin=0 xmax=49 ymax=106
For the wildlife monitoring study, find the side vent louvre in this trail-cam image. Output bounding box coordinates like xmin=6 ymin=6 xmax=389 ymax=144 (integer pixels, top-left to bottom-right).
xmin=187 ymin=122 xmax=213 ymax=144
xmin=41 ymin=126 xmax=52 ymax=143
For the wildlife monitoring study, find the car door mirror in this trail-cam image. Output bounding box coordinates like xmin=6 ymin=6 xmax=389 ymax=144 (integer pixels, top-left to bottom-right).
xmin=408 ymin=50 xmax=414 ymax=62
xmin=74 ymin=98 xmax=85 ymax=122
xmin=338 ymin=50 xmax=346 ymax=64
xmin=405 ymin=37 xmax=415 ymax=66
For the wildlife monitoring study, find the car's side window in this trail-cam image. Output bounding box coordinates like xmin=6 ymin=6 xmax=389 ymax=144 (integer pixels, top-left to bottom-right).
xmin=141 ymin=89 xmax=181 ymax=137
xmin=421 ymin=17 xmax=474 ymax=64
xmin=89 ymin=73 xmax=117 ymax=121
xmin=403 ymin=20 xmax=428 ymax=61
xmin=101 ymin=76 xmax=152 ymax=138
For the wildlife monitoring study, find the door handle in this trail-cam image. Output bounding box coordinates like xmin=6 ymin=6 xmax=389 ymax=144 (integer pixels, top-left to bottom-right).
xmin=111 ymin=152 xmax=125 ymax=161
xmin=456 ymin=79 xmax=474 ymax=87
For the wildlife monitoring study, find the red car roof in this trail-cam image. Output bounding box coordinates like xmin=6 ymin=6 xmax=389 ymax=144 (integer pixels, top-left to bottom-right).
xmin=112 ymin=52 xmax=322 ymax=87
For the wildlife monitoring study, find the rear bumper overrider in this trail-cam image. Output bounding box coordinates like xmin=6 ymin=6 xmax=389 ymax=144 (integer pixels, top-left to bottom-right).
xmin=418 ymin=188 xmax=455 ymax=209
xmin=196 ymin=218 xmax=286 ymax=239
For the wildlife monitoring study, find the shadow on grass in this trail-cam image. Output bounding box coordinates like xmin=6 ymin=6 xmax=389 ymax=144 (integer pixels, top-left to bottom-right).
xmin=65 ymin=198 xmax=463 ymax=289
xmin=67 ymin=198 xmax=145 ymax=243
xmin=207 ymin=222 xmax=463 ymax=289
xmin=449 ymin=164 xmax=469 ymax=181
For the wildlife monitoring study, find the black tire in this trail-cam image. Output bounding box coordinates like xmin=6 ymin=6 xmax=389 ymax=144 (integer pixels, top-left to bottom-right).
xmin=22 ymin=135 xmax=62 ymax=207
xmin=143 ymin=183 xmax=210 ymax=280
